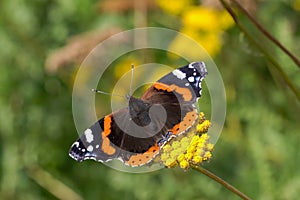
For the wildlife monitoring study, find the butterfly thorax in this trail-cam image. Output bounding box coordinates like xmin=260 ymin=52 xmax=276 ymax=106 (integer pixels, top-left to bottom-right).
xmin=128 ymin=96 xmax=151 ymax=127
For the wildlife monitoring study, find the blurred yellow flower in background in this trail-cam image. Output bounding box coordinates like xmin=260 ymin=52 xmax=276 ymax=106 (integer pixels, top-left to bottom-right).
xmin=156 ymin=2 xmax=235 ymax=58
xmin=183 ymin=7 xmax=221 ymax=31
xmin=293 ymin=0 xmax=300 ymax=11
xmin=168 ymin=27 xmax=222 ymax=59
xmin=156 ymin=0 xmax=192 ymax=15
xmin=181 ymin=6 xmax=234 ymax=31
xmin=219 ymin=10 xmax=235 ymax=30
xmin=178 ymin=6 xmax=234 ymax=57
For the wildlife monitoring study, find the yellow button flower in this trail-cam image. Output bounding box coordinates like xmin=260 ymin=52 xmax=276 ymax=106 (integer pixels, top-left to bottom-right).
xmin=193 ymin=155 xmax=203 ymax=163
xmin=179 ymin=160 xmax=189 ymax=170
xmin=162 ymin=144 xmax=172 ymax=152
xmin=159 ymin=112 xmax=214 ymax=170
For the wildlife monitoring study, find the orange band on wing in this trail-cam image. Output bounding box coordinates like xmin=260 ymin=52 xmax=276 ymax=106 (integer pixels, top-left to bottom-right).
xmin=125 ymin=144 xmax=160 ymax=166
xmin=153 ymin=83 xmax=173 ymax=92
xmin=102 ymin=115 xmax=112 ymax=137
xmin=101 ymin=136 xmax=116 ymax=155
xmin=101 ymin=115 xmax=115 ymax=155
xmin=170 ymin=109 xmax=197 ymax=135
xmin=153 ymin=83 xmax=192 ymax=101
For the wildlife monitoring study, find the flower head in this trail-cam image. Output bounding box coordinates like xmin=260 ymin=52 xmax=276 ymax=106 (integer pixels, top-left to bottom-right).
xmin=159 ymin=112 xmax=213 ymax=170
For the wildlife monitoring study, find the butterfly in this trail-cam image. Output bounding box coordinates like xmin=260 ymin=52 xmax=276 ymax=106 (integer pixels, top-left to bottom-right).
xmin=69 ymin=62 xmax=208 ymax=166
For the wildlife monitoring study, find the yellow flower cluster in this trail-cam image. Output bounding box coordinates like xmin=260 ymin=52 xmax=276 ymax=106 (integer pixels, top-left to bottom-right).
xmin=156 ymin=0 xmax=235 ymax=57
xmin=197 ymin=119 xmax=211 ymax=134
xmin=159 ymin=112 xmax=213 ymax=170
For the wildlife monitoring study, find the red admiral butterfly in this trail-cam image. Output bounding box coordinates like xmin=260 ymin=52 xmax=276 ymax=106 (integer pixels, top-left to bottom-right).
xmin=69 ymin=62 xmax=208 ymax=166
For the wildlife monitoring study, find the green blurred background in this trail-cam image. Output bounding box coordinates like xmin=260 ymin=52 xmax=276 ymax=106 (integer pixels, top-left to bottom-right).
xmin=1 ymin=0 xmax=300 ymax=199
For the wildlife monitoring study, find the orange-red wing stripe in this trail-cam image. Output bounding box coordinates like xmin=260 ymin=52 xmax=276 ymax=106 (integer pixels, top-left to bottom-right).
xmin=153 ymin=83 xmax=192 ymax=101
xmin=125 ymin=144 xmax=160 ymax=166
xmin=102 ymin=115 xmax=112 ymax=137
xmin=101 ymin=115 xmax=115 ymax=155
xmin=170 ymin=109 xmax=197 ymax=135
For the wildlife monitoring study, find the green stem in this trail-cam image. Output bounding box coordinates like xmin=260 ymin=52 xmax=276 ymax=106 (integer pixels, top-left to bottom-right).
xmin=191 ymin=165 xmax=252 ymax=200
xmin=26 ymin=165 xmax=83 ymax=200
xmin=219 ymin=0 xmax=300 ymax=101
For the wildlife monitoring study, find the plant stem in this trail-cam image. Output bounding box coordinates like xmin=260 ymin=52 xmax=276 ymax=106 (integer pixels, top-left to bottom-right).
xmin=26 ymin=165 xmax=83 ymax=200
xmin=219 ymin=0 xmax=300 ymax=101
xmin=231 ymin=0 xmax=300 ymax=69
xmin=191 ymin=165 xmax=252 ymax=200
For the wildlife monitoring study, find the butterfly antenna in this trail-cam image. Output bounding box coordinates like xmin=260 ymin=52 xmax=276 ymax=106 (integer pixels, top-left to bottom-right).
xmin=92 ymin=89 xmax=125 ymax=98
xmin=129 ymin=63 xmax=134 ymax=96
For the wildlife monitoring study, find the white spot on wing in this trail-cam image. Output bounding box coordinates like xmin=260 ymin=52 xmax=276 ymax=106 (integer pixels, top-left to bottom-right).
xmin=73 ymin=141 xmax=79 ymax=148
xmin=172 ymin=69 xmax=186 ymax=80
xmin=85 ymin=129 xmax=94 ymax=143
xmin=96 ymin=144 xmax=99 ymax=148
xmin=86 ymin=157 xmax=96 ymax=161
xmin=188 ymin=62 xmax=196 ymax=68
xmin=69 ymin=153 xmax=76 ymax=159
xmin=198 ymin=77 xmax=204 ymax=87
xmin=87 ymin=145 xmax=93 ymax=152
xmin=188 ymin=76 xmax=195 ymax=82
xmin=185 ymin=83 xmax=190 ymax=86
